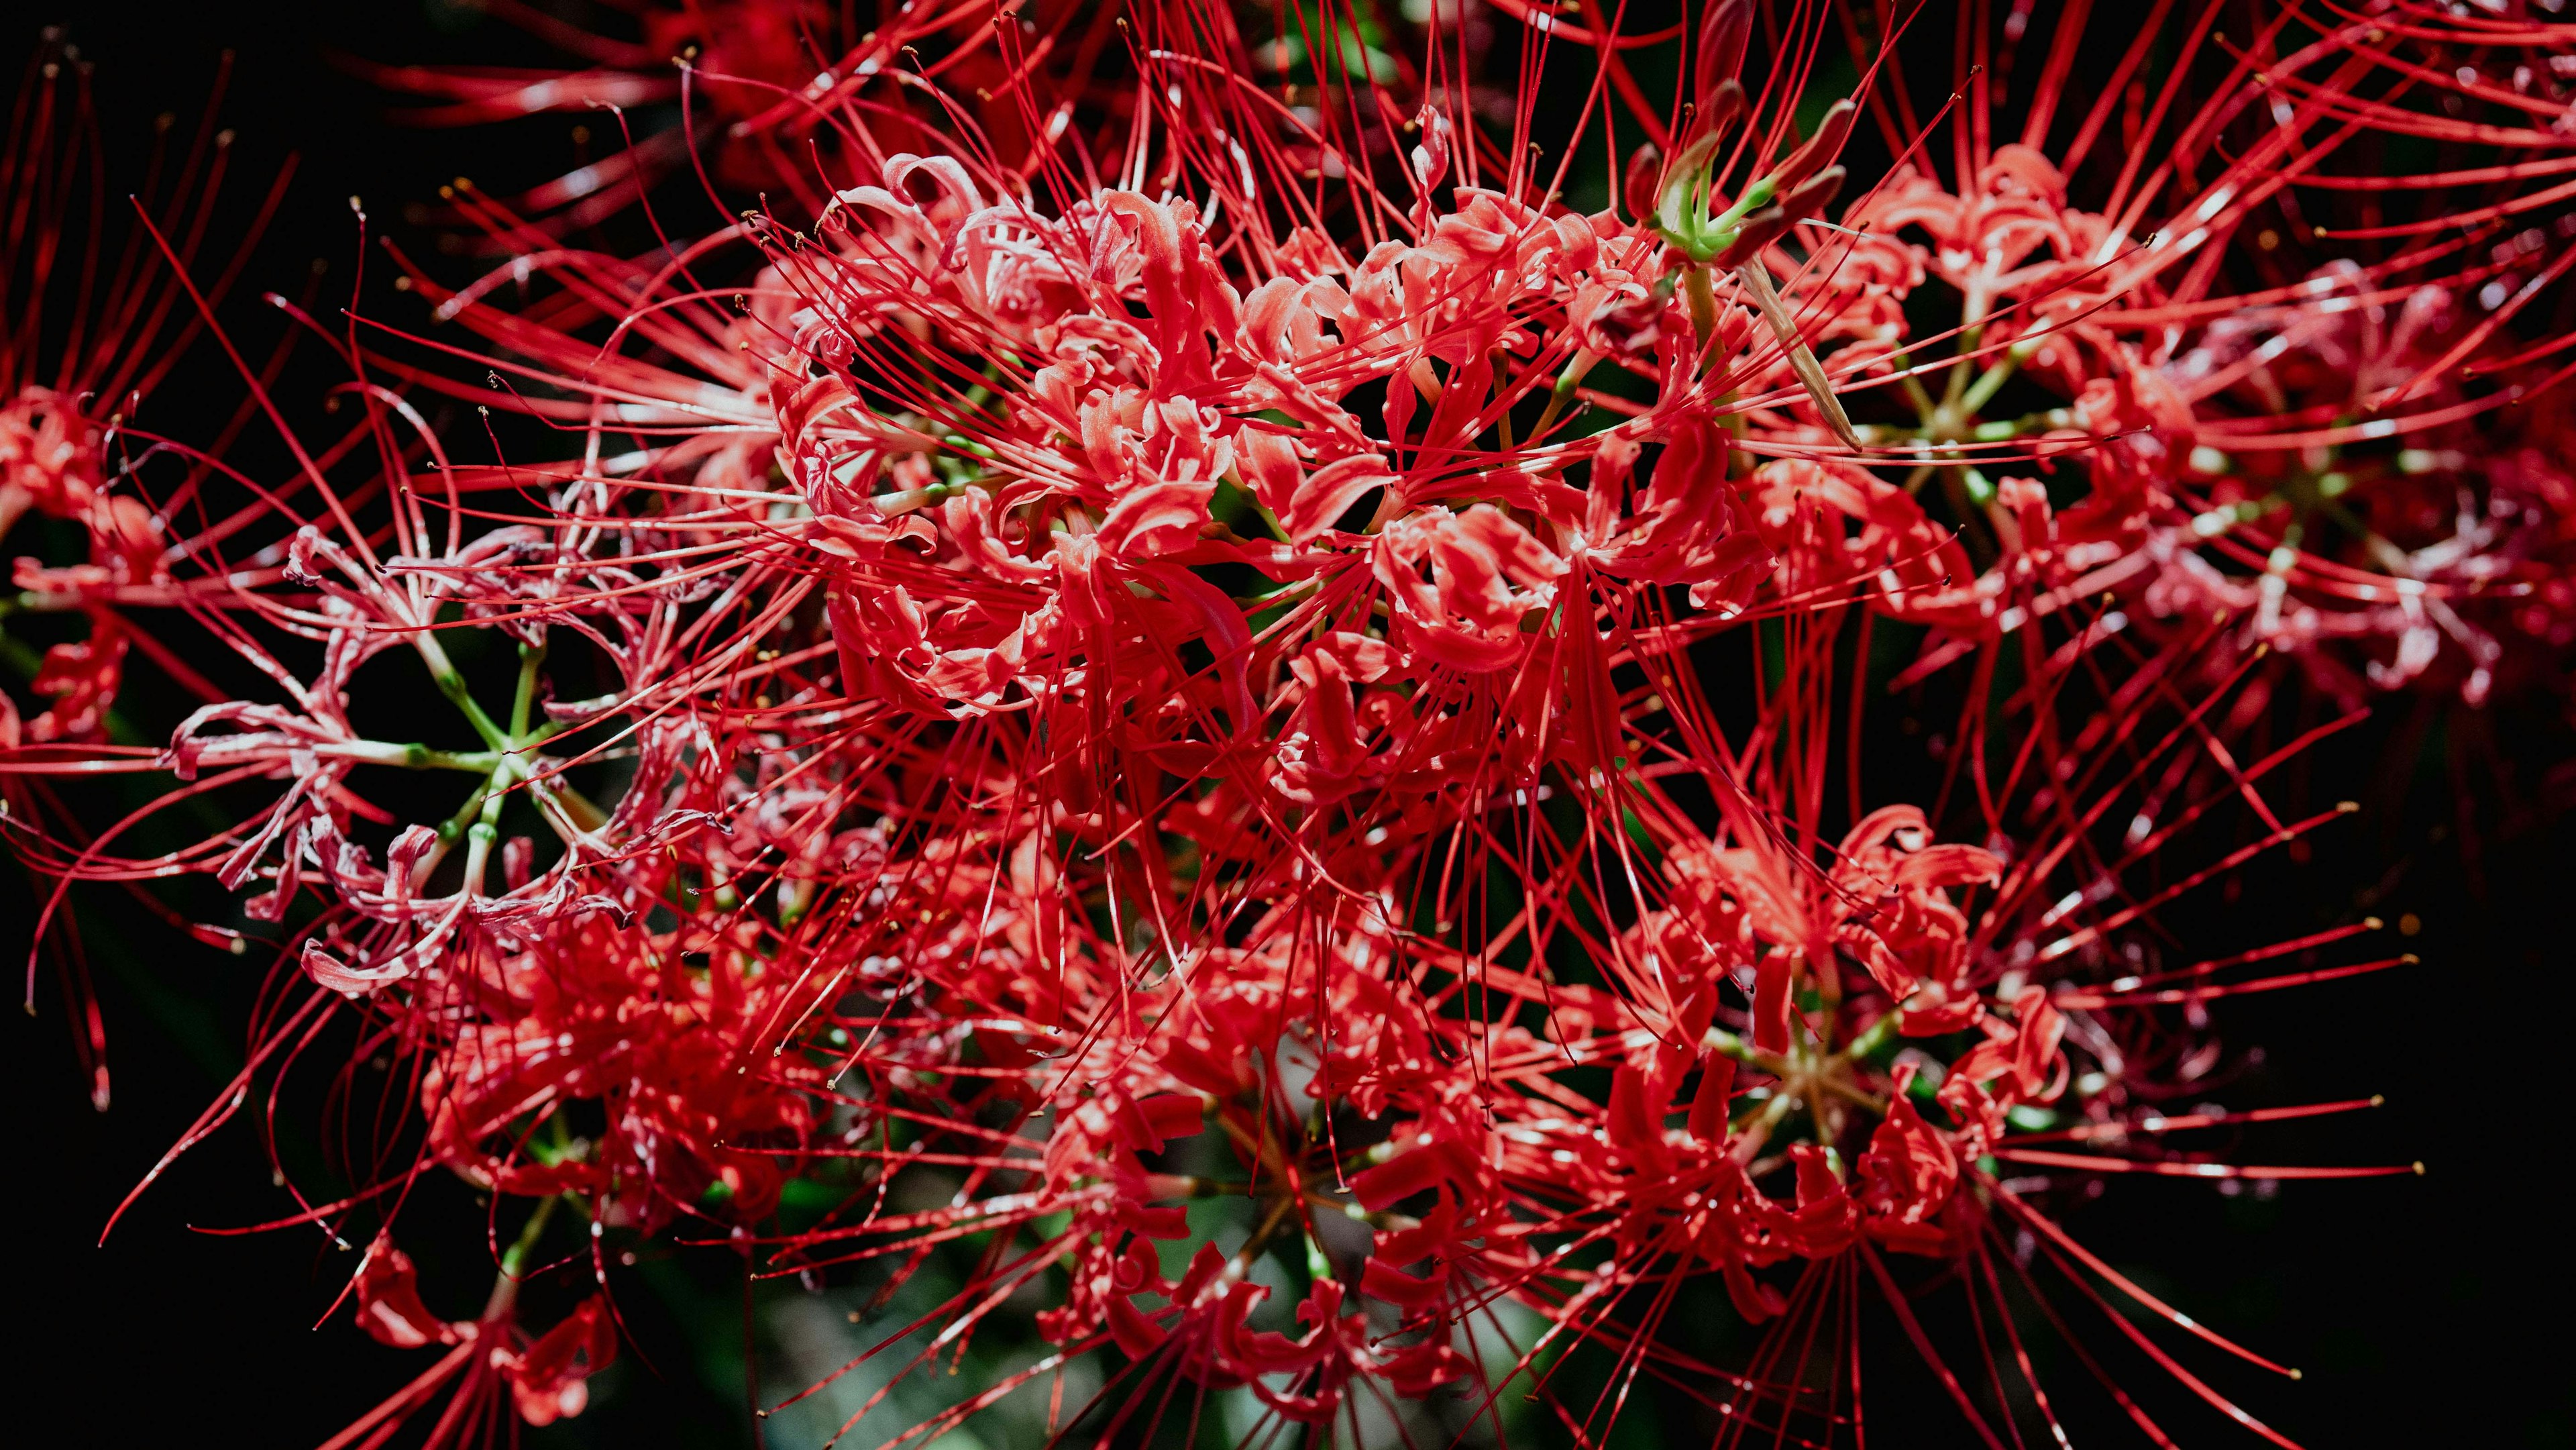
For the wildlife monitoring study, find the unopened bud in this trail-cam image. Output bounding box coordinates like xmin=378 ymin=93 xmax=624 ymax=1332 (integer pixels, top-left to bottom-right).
xmin=1712 ymin=207 xmax=1791 ymax=269
xmin=1694 ymin=0 xmax=1752 ymax=115
xmin=1622 ymin=143 xmax=1664 ymax=223
xmin=1769 ymin=97 xmax=1856 ymax=192
xmin=1778 ymin=164 xmax=1845 ymax=224
xmin=1700 ymin=77 xmax=1747 ymax=140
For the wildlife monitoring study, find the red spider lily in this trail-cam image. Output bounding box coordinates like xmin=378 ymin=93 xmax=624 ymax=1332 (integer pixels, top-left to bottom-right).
xmin=0 ymin=34 xmax=299 ymax=1107
xmin=0 ymin=38 xmax=292 ymax=745
xmin=1759 ymin=3 xmax=2576 ymax=711
xmin=0 ymin=107 xmax=878 ymax=1438
xmin=741 ymin=1 xmax=1898 ymax=898
xmin=712 ymin=574 xmax=2416 ymax=1449
xmin=0 ymin=4 xmax=2502 ymax=1448
xmin=698 ymin=9 xmax=2422 ymax=1443
xmin=331 ymin=1225 xmax=618 ymax=1449
xmin=2139 ymin=3 xmax=2576 ymax=705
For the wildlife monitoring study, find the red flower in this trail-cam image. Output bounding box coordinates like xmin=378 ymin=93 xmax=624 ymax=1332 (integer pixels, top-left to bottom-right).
xmin=5 ymin=7 xmax=2485 ymax=1449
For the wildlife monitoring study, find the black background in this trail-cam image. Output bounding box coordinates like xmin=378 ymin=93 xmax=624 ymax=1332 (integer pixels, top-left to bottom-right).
xmin=1 ymin=2 xmax=2571 ymax=1445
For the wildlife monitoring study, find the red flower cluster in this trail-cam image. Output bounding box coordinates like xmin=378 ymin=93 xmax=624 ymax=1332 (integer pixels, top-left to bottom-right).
xmin=7 ymin=3 xmax=2565 ymax=1447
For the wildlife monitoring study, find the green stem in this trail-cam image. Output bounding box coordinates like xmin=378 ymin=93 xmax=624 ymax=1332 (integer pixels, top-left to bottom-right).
xmin=508 ymin=635 xmax=546 ymax=743
xmin=1705 ymin=175 xmax=1774 ymax=241
xmin=1891 ymin=350 xmax=1940 ymax=421
xmin=1686 ymin=266 xmax=1720 ymax=370
xmin=331 ymin=741 xmax=503 ymax=774
xmin=1955 ymin=335 xmax=2043 ymax=421
xmin=1530 ymin=349 xmax=1598 ymax=439
xmin=462 ymin=758 xmax=514 ymax=896
xmin=1838 ymin=1008 xmax=1902 ymax=1066
xmin=483 ymin=1192 xmax=566 ymax=1321
xmin=413 ymin=630 xmax=511 ymax=752
xmin=1701 ymin=1023 xmax=1792 ymax=1078
xmin=432 ymin=774 xmax=497 ymax=847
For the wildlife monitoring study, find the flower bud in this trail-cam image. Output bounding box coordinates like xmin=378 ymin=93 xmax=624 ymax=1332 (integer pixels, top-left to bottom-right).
xmin=1779 ymin=164 xmax=1845 ymax=224
xmin=1623 ymin=143 xmax=1664 ymax=222
xmin=1712 ymin=207 xmax=1792 ymax=269
xmin=1700 ymin=76 xmax=1747 ymax=140
xmin=1694 ymin=0 xmax=1752 ymax=117
xmin=1769 ymin=97 xmax=1856 ymax=192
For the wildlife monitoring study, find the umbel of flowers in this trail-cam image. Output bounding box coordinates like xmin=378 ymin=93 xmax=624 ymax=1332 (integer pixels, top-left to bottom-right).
xmin=6 ymin=3 xmax=2560 ymax=1447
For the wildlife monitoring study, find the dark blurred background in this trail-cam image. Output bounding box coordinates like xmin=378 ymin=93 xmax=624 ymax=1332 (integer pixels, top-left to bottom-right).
xmin=1 ymin=1 xmax=2571 ymax=1445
